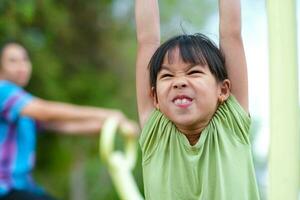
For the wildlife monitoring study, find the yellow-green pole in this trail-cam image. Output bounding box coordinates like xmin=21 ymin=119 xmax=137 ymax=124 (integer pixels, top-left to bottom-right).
xmin=267 ymin=0 xmax=300 ymax=199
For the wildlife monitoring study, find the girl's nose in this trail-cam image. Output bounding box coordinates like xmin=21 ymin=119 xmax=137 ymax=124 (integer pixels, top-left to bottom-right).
xmin=173 ymin=78 xmax=187 ymax=89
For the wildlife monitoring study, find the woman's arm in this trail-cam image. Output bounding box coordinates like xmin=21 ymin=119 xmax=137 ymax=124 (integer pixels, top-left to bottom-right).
xmin=219 ymin=0 xmax=248 ymax=112
xmin=135 ymin=0 xmax=160 ymax=127
xmin=21 ymin=98 xmax=139 ymax=136
xmin=22 ymin=98 xmax=122 ymax=122
xmin=41 ymin=119 xmax=105 ymax=135
xmin=42 ymin=118 xmax=139 ymax=136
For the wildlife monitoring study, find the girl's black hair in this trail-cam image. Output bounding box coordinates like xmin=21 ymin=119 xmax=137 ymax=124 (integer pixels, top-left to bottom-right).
xmin=149 ymin=33 xmax=228 ymax=89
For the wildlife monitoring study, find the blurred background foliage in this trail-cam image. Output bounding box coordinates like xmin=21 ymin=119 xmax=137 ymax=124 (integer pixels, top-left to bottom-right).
xmin=0 ymin=0 xmax=264 ymax=200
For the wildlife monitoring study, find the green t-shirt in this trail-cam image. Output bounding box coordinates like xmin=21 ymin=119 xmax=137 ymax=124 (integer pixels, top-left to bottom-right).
xmin=140 ymin=95 xmax=260 ymax=200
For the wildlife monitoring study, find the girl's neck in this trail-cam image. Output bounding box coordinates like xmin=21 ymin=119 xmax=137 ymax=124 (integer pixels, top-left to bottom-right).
xmin=177 ymin=121 xmax=209 ymax=146
xmin=185 ymin=132 xmax=201 ymax=146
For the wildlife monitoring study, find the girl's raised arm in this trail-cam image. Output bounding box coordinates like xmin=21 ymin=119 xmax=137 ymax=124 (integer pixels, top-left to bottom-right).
xmin=219 ymin=0 xmax=248 ymax=112
xmin=135 ymin=0 xmax=160 ymax=126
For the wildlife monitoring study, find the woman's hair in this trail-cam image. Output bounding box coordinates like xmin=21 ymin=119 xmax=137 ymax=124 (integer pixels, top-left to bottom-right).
xmin=148 ymin=33 xmax=228 ymax=90
xmin=0 ymin=40 xmax=28 ymax=67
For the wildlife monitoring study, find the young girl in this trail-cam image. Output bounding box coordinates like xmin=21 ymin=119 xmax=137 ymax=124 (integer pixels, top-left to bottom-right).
xmin=135 ymin=0 xmax=260 ymax=199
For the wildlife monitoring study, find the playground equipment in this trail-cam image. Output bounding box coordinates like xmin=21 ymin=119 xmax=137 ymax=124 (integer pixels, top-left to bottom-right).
xmin=99 ymin=117 xmax=144 ymax=200
xmin=267 ymin=0 xmax=300 ymax=199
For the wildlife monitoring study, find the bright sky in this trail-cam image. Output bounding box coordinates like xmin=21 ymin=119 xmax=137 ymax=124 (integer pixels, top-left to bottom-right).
xmin=242 ymin=0 xmax=269 ymax=159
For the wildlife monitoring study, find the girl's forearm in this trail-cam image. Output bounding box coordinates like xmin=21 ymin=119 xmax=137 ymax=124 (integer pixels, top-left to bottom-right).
xmin=219 ymin=0 xmax=242 ymax=38
xmin=218 ymin=0 xmax=248 ymax=111
xmin=135 ymin=0 xmax=160 ymax=44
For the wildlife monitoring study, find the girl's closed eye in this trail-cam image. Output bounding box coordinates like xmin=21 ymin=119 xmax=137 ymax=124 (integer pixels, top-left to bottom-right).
xmin=160 ymin=73 xmax=173 ymax=79
xmin=187 ymin=70 xmax=203 ymax=76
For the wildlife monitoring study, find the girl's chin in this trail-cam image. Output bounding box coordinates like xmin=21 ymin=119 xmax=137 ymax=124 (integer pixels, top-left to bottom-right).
xmin=171 ymin=118 xmax=198 ymax=127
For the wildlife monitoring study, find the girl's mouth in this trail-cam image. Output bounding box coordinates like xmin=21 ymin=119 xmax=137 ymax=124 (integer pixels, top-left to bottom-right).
xmin=172 ymin=95 xmax=193 ymax=108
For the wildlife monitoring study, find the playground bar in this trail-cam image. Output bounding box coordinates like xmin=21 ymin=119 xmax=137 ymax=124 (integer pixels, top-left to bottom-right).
xmin=267 ymin=0 xmax=300 ymax=199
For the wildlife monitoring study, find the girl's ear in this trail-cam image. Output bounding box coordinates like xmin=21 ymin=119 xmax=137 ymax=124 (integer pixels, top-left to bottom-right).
xmin=151 ymin=87 xmax=160 ymax=110
xmin=218 ymin=79 xmax=231 ymax=103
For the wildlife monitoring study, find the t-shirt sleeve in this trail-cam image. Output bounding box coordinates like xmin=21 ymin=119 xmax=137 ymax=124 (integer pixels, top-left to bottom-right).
xmin=139 ymin=109 xmax=171 ymax=162
xmin=0 ymin=81 xmax=34 ymax=123
xmin=215 ymin=94 xmax=251 ymax=144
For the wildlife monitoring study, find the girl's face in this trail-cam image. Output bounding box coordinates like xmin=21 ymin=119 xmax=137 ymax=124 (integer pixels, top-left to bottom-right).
xmin=154 ymin=47 xmax=229 ymax=133
xmin=0 ymin=43 xmax=32 ymax=87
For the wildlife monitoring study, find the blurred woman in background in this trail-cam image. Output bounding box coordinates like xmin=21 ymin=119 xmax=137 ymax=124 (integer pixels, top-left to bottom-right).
xmin=0 ymin=41 xmax=138 ymax=200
